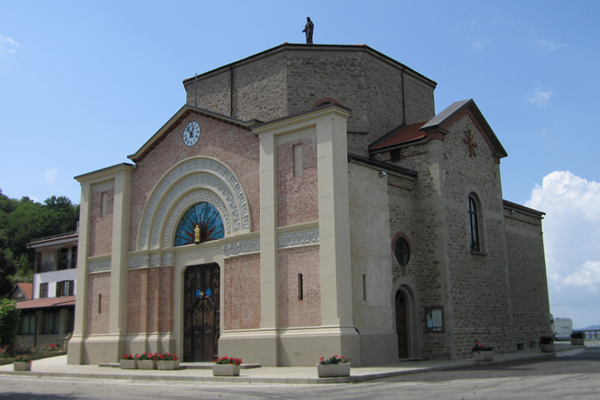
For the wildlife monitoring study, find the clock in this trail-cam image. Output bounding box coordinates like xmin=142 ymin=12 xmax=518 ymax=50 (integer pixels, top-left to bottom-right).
xmin=183 ymin=121 xmax=201 ymax=147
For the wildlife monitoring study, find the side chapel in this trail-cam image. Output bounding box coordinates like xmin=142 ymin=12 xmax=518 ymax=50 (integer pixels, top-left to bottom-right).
xmin=68 ymin=44 xmax=552 ymax=366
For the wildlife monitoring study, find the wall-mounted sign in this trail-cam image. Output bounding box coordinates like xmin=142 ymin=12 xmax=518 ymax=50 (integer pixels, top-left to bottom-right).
xmin=426 ymin=307 xmax=444 ymax=332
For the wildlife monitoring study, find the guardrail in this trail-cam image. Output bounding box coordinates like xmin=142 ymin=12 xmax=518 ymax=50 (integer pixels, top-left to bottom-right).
xmin=575 ymin=330 xmax=600 ymax=340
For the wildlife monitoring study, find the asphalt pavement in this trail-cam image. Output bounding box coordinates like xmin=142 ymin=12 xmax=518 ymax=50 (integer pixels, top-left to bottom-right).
xmin=0 ymin=342 xmax=591 ymax=385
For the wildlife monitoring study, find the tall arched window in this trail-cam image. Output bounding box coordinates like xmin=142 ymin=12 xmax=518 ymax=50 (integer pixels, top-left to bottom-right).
xmin=468 ymin=195 xmax=480 ymax=252
xmin=174 ymin=202 xmax=224 ymax=246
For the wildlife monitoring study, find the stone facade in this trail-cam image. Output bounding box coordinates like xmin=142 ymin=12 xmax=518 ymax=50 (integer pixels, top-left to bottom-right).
xmin=69 ymin=44 xmax=550 ymax=367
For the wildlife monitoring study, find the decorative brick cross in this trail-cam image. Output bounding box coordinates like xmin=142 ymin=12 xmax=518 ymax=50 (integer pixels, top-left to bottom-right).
xmin=463 ymin=129 xmax=478 ymax=157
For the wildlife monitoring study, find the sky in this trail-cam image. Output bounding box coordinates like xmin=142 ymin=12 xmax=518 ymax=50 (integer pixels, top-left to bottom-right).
xmin=1 ymin=1 xmax=599 ymax=329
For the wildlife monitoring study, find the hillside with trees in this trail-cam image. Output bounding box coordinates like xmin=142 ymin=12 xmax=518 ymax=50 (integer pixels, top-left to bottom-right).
xmin=0 ymin=189 xmax=79 ymax=298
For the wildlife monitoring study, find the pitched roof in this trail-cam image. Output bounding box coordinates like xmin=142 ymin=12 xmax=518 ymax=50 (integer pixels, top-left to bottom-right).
xmin=128 ymin=105 xmax=256 ymax=164
xmin=18 ymin=283 xmax=33 ymax=300
xmin=9 ymin=282 xmax=33 ymax=301
xmin=369 ymin=121 xmax=427 ymax=151
xmin=16 ymin=296 xmax=76 ymax=310
xmin=369 ymin=99 xmax=508 ymax=162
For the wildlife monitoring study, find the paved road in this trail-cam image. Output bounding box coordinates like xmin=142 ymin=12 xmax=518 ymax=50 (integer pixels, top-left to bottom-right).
xmin=0 ymin=347 xmax=598 ymax=399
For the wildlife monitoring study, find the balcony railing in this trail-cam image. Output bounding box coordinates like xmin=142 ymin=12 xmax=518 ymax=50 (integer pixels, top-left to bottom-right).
xmin=29 ymin=230 xmax=77 ymax=244
xmin=39 ymin=262 xmax=54 ymax=273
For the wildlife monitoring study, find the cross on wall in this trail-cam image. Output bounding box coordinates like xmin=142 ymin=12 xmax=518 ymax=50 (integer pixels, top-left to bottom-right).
xmin=463 ymin=129 xmax=478 ymax=157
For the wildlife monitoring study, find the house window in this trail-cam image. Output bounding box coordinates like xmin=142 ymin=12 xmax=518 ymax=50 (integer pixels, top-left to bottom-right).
xmin=59 ymin=248 xmax=69 ymax=270
xmin=468 ymin=195 xmax=480 ymax=252
xmin=19 ymin=312 xmax=36 ymax=335
xmin=56 ymin=280 xmax=74 ymax=297
xmin=293 ymin=144 xmax=303 ymax=177
xmin=70 ymin=247 xmax=77 ymax=269
xmin=390 ymin=149 xmax=401 ymax=162
xmin=43 ymin=310 xmax=60 ymax=334
xmin=39 ymin=283 xmax=48 ymax=298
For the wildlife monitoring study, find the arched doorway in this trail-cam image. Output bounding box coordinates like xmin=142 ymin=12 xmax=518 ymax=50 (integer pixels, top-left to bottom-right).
xmin=183 ymin=263 xmax=220 ymax=362
xmin=395 ymin=290 xmax=408 ymax=359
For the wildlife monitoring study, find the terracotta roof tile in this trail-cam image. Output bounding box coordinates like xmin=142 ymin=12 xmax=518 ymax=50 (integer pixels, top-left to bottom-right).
xmin=16 ymin=296 xmax=76 ymax=310
xmin=19 ymin=283 xmax=33 ymax=300
xmin=371 ymin=121 xmax=427 ymax=150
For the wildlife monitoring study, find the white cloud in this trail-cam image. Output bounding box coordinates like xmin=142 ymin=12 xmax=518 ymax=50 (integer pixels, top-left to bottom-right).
xmin=527 ymin=84 xmax=553 ymax=107
xmin=44 ymin=169 xmax=59 ymax=184
xmin=536 ymin=40 xmax=567 ymax=52
xmin=0 ymin=34 xmax=19 ymax=54
xmin=563 ymin=261 xmax=600 ymax=291
xmin=526 ymin=171 xmax=600 ymax=326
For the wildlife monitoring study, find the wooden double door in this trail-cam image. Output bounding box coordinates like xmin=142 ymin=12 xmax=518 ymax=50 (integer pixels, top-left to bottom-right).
xmin=183 ymin=263 xmax=220 ymax=362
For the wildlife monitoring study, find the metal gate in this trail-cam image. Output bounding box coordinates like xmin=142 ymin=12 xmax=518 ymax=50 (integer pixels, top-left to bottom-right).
xmin=183 ymin=263 xmax=220 ymax=362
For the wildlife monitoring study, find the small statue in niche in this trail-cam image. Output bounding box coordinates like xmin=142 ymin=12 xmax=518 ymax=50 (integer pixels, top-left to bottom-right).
xmin=194 ymin=223 xmax=201 ymax=244
xmin=302 ymin=17 xmax=314 ymax=44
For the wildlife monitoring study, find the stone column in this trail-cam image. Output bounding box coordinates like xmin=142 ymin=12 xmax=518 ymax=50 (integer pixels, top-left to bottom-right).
xmin=108 ymin=168 xmax=132 ymax=356
xmin=257 ymin=128 xmax=279 ymax=366
xmin=67 ymin=181 xmax=91 ymax=364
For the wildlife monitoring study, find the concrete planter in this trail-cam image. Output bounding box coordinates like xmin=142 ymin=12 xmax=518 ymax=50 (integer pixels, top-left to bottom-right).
xmin=120 ymin=359 xmax=138 ymax=369
xmin=13 ymin=361 xmax=31 ymax=371
xmin=317 ymin=363 xmax=351 ymax=378
xmin=474 ymin=351 xmax=494 ymax=362
xmin=138 ymin=359 xmax=157 ymax=370
xmin=212 ymin=364 xmax=241 ymax=376
xmin=157 ymin=360 xmax=180 ymax=370
xmin=570 ymin=338 xmax=584 ymax=346
xmin=540 ymin=343 xmax=555 ymax=353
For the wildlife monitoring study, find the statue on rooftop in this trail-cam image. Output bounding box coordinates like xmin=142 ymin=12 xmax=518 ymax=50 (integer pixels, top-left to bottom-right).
xmin=302 ymin=17 xmax=314 ymax=44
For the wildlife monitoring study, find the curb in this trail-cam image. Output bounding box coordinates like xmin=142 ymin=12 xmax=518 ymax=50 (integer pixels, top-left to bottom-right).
xmin=0 ymin=346 xmax=583 ymax=385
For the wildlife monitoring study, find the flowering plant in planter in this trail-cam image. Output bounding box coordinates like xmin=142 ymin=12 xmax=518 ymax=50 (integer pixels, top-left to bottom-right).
xmin=14 ymin=355 xmax=32 ymax=363
xmin=571 ymin=331 xmax=585 ymax=339
xmin=136 ymin=352 xmax=158 ymax=360
xmin=471 ymin=342 xmax=493 ymax=353
xmin=122 ymin=354 xmax=137 ymax=360
xmin=318 ymin=355 xmax=350 ymax=365
xmin=157 ymin=352 xmax=179 ymax=361
xmin=214 ymin=356 xmax=242 ymax=365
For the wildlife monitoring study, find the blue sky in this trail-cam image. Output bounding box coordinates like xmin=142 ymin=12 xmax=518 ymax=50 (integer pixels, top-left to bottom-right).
xmin=1 ymin=1 xmax=599 ymax=329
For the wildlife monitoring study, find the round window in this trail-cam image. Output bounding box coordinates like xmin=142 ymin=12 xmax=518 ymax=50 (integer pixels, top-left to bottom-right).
xmin=394 ymin=237 xmax=410 ymax=266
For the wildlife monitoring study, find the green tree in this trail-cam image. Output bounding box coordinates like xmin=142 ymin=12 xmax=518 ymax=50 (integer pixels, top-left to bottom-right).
xmin=0 ymin=299 xmax=20 ymax=350
xmin=0 ymin=189 xmax=79 ymax=298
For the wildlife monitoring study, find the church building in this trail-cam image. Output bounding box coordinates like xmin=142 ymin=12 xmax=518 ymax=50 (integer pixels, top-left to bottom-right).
xmin=68 ymin=43 xmax=552 ymax=366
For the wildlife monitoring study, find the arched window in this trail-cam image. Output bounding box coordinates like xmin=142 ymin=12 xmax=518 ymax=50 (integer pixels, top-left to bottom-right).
xmin=392 ymin=233 xmax=411 ymax=266
xmin=468 ymin=195 xmax=480 ymax=252
xmin=395 ymin=237 xmax=411 ymax=266
xmin=174 ymin=202 xmax=224 ymax=246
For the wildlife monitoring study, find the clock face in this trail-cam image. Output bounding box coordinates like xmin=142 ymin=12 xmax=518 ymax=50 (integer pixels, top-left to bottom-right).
xmin=183 ymin=121 xmax=201 ymax=147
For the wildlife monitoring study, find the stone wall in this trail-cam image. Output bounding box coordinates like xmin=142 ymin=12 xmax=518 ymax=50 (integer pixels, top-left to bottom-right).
xmin=348 ymin=163 xmax=395 ymax=334
xmin=437 ymin=115 xmax=513 ymax=358
xmin=505 ymin=210 xmax=552 ymax=341
xmin=184 ymin=45 xmax=436 ymax=155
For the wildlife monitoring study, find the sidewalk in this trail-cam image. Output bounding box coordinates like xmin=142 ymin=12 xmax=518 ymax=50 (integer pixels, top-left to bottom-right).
xmin=0 ymin=343 xmax=590 ymax=384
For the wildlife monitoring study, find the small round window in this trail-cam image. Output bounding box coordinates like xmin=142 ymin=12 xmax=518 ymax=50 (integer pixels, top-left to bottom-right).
xmin=394 ymin=237 xmax=410 ymax=266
